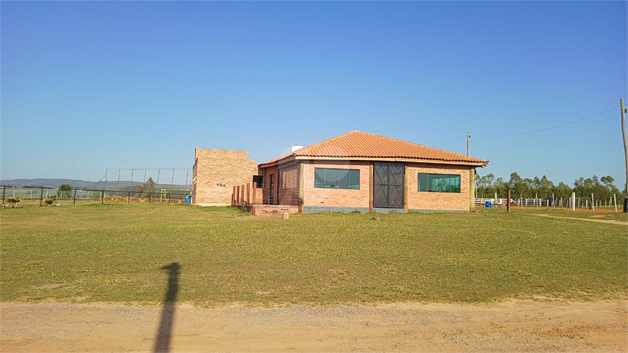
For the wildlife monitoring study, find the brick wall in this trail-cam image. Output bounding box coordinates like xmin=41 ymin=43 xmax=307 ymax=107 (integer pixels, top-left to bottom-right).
xmin=277 ymin=166 xmax=299 ymax=205
xmin=406 ymin=163 xmax=472 ymax=211
xmin=192 ymin=148 xmax=257 ymax=206
xmin=302 ymin=160 xmax=370 ymax=208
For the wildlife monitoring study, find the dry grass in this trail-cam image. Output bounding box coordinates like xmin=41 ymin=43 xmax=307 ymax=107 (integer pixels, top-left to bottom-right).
xmin=1 ymin=205 xmax=626 ymax=306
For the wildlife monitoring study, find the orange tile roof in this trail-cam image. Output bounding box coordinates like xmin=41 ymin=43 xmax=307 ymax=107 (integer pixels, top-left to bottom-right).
xmin=259 ymin=131 xmax=488 ymax=167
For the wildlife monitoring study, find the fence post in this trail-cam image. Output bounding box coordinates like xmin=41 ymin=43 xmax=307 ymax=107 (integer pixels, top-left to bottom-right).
xmin=507 ymin=189 xmax=511 ymax=212
xmin=73 ymin=189 xmax=77 ymax=205
xmin=591 ymin=193 xmax=595 ymax=211
xmin=1 ymin=186 xmax=5 ymax=204
xmin=128 ymin=191 xmax=131 ymax=204
xmin=101 ymin=190 xmax=105 ymax=204
xmin=232 ymin=186 xmax=236 ymax=205
xmin=40 ymin=187 xmax=44 ymax=207
xmin=614 ymin=194 xmax=618 ymax=213
xmin=236 ymin=185 xmax=240 ymax=205
xmin=572 ymin=192 xmax=575 ymax=211
xmin=246 ymin=183 xmax=251 ymax=204
xmin=253 ymin=182 xmax=257 ymax=204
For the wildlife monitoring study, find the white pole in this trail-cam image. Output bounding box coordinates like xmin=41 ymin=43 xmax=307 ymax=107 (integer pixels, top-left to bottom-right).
xmin=572 ymin=192 xmax=576 ymax=211
xmin=614 ymin=194 xmax=618 ymax=213
xmin=591 ymin=193 xmax=595 ymax=211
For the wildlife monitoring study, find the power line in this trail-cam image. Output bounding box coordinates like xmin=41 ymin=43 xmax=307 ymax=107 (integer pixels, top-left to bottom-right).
xmin=435 ymin=106 xmax=619 ymax=147
xmin=436 ymin=136 xmax=466 ymax=147
xmin=478 ymin=106 xmax=619 ymax=138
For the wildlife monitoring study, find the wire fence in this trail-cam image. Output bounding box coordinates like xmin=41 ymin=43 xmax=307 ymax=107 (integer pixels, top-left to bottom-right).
xmin=1 ymin=186 xmax=192 ymax=207
xmin=475 ymin=196 xmax=625 ymax=210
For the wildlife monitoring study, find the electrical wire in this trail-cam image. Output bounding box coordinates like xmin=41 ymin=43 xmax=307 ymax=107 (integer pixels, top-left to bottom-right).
xmin=435 ymin=106 xmax=619 ymax=146
xmin=435 ymin=136 xmax=466 ymax=147
xmin=478 ymin=106 xmax=619 ymax=138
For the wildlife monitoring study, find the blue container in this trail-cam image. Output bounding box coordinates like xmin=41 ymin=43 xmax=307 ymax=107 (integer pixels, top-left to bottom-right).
xmin=185 ymin=195 xmax=191 ymax=204
xmin=486 ymin=201 xmax=492 ymax=208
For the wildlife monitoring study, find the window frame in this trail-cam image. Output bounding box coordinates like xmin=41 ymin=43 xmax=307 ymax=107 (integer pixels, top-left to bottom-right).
xmin=418 ymin=173 xmax=461 ymax=193
xmin=314 ymin=168 xmax=360 ymax=190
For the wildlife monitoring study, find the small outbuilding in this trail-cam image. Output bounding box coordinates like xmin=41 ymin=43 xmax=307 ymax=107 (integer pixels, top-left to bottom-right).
xmin=255 ymin=131 xmax=488 ymax=213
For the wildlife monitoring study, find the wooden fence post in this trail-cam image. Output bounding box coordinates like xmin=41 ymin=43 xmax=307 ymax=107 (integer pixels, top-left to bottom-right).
xmin=246 ymin=183 xmax=250 ymax=204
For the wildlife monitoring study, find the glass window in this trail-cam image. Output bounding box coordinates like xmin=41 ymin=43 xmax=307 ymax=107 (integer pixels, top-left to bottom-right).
xmin=314 ymin=168 xmax=360 ymax=189
xmin=418 ymin=173 xmax=461 ymax=193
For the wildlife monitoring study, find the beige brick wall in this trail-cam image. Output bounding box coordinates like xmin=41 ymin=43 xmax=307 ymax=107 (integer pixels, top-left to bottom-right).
xmin=302 ymin=160 xmax=370 ymax=208
xmin=406 ymin=163 xmax=472 ymax=211
xmin=192 ymin=148 xmax=257 ymax=206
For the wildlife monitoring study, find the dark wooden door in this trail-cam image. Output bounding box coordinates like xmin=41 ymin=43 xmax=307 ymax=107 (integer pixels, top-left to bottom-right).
xmin=373 ymin=162 xmax=404 ymax=208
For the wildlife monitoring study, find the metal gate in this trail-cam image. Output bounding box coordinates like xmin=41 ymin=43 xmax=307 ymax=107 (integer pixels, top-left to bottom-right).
xmin=373 ymin=162 xmax=404 ymax=208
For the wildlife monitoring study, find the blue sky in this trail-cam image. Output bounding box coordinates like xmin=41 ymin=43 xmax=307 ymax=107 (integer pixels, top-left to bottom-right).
xmin=2 ymin=1 xmax=627 ymax=188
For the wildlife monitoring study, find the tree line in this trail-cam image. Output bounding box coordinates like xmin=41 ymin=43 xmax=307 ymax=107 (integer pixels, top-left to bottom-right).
xmin=476 ymin=172 xmax=626 ymax=201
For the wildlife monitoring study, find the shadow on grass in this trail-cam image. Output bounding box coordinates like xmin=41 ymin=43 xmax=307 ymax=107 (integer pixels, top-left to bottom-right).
xmin=154 ymin=262 xmax=180 ymax=353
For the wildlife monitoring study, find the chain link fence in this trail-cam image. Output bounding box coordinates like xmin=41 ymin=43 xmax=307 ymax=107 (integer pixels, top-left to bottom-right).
xmin=1 ymin=186 xmax=192 ymax=207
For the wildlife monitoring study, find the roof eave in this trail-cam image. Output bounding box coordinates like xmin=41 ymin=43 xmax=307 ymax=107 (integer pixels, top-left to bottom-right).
xmin=293 ymin=155 xmax=488 ymax=167
xmin=258 ymin=154 xmax=297 ymax=169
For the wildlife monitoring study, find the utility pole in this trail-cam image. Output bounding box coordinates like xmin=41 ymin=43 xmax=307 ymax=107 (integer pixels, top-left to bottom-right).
xmin=621 ymin=99 xmax=628 ymax=212
xmin=467 ymin=132 xmax=471 ymax=156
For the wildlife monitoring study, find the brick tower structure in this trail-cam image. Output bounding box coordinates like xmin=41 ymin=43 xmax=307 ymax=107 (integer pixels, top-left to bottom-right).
xmin=192 ymin=148 xmax=257 ymax=206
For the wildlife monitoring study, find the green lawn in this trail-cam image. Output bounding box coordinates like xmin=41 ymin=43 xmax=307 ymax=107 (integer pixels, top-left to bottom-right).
xmin=1 ymin=205 xmax=626 ymax=306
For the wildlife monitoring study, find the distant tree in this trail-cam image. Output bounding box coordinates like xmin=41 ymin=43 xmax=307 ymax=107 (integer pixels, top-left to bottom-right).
xmin=534 ymin=175 xmax=554 ymax=198
xmin=475 ymin=173 xmax=495 ymax=198
xmin=493 ymin=177 xmax=508 ymax=198
xmin=139 ymin=177 xmax=156 ymax=197
xmin=552 ymin=182 xmax=573 ymax=200
xmin=57 ymin=184 xmax=73 ymax=199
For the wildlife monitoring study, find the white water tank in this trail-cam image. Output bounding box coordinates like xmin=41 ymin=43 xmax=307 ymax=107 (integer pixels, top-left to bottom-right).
xmin=291 ymin=144 xmax=304 ymax=152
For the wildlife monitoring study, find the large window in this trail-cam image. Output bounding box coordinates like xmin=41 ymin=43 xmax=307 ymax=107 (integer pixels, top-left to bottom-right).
xmin=315 ymin=168 xmax=360 ymax=189
xmin=418 ymin=173 xmax=461 ymax=193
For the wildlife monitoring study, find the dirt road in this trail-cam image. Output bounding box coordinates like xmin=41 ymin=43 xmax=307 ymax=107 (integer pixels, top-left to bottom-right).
xmin=1 ymin=299 xmax=626 ymax=352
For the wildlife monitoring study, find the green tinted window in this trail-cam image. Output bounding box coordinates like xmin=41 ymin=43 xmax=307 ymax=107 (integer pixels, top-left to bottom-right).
xmin=314 ymin=168 xmax=360 ymax=189
xmin=418 ymin=173 xmax=461 ymax=193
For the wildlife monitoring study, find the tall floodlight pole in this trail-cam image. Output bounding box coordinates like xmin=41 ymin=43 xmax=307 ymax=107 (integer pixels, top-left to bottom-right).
xmin=621 ymin=99 xmax=628 ymax=212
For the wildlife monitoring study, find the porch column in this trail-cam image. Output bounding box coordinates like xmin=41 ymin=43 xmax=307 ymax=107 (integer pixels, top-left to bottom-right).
xmin=469 ymin=168 xmax=476 ymax=211
xmin=403 ymin=164 xmax=409 ymax=213
xmin=298 ymin=162 xmax=305 ymax=213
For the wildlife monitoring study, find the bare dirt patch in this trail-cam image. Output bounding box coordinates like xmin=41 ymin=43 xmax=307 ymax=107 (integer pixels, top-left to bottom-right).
xmin=533 ymin=214 xmax=628 ymax=226
xmin=1 ymin=299 xmax=626 ymax=352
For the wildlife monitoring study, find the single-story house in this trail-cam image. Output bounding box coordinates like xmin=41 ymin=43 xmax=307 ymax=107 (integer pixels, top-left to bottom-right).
xmin=256 ymin=130 xmax=488 ymax=213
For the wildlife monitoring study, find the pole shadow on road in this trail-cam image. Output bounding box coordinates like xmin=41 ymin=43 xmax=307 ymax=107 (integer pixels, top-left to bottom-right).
xmin=154 ymin=262 xmax=180 ymax=353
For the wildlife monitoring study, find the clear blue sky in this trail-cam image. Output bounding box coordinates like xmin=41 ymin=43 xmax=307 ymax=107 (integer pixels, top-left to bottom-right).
xmin=2 ymin=1 xmax=627 ymax=188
